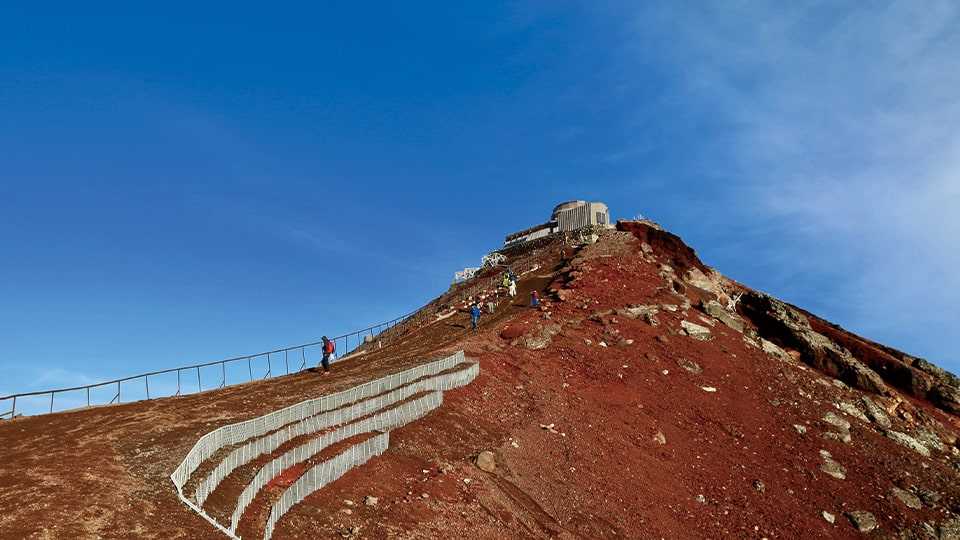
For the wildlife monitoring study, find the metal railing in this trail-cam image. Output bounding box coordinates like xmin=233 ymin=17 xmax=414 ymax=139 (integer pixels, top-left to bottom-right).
xmin=0 ymin=311 xmax=418 ymax=419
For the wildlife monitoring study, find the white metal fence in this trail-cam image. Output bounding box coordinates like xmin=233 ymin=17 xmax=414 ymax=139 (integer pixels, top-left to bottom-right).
xmin=169 ymin=351 xmax=478 ymax=540
xmin=263 ymin=432 xmax=390 ymax=540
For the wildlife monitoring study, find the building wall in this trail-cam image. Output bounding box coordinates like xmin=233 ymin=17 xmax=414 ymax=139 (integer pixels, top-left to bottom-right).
xmin=555 ymin=201 xmax=610 ymax=231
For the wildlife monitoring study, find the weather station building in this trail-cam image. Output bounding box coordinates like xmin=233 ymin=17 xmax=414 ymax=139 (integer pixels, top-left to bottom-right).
xmin=504 ymin=200 xmax=612 ymax=247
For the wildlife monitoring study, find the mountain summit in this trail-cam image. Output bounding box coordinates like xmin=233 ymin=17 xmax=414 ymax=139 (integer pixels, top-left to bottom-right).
xmin=1 ymin=221 xmax=958 ymax=539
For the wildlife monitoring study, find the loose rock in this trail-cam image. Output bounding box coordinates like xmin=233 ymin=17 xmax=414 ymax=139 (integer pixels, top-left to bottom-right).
xmin=677 ymin=358 xmax=702 ymax=374
xmin=890 ymin=487 xmax=921 ymax=510
xmin=475 ymin=451 xmax=497 ymax=473
xmin=845 ymin=511 xmax=878 ymax=533
xmin=820 ymin=456 xmax=846 ymax=480
xmin=681 ymin=321 xmax=712 ymax=341
xmin=861 ymin=396 xmax=892 ymax=429
xmin=885 ymin=431 xmax=931 ymax=457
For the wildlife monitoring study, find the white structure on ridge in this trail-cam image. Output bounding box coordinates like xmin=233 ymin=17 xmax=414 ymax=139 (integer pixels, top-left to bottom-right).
xmin=504 ymin=200 xmax=611 ymax=246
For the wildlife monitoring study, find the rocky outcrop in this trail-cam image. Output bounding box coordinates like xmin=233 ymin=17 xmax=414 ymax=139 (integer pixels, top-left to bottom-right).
xmin=739 ymin=292 xmax=889 ymax=396
xmin=616 ymin=220 xmax=710 ymax=275
xmin=808 ymin=316 xmax=960 ymax=415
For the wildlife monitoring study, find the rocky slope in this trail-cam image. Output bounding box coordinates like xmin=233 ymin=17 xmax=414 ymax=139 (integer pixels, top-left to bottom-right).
xmin=0 ymin=221 xmax=958 ymax=539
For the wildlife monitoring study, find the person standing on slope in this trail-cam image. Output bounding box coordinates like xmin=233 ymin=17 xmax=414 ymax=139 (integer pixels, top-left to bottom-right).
xmin=320 ymin=335 xmax=336 ymax=375
xmin=530 ymin=290 xmax=540 ymax=308
xmin=508 ymin=278 xmax=517 ymax=298
xmin=470 ymin=302 xmax=482 ymax=331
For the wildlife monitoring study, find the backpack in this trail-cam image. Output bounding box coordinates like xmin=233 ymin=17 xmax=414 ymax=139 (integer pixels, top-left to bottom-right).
xmin=324 ymin=340 xmax=335 ymax=354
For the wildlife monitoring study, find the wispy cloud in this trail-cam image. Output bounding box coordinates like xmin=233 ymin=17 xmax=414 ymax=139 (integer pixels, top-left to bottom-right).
xmin=603 ymin=1 xmax=960 ymax=364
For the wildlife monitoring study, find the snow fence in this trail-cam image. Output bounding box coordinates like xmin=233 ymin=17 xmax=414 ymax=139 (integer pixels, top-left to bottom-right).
xmin=169 ymin=350 xmax=477 ymax=540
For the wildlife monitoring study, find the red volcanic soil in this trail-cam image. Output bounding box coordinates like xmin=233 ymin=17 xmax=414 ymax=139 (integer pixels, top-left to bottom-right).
xmin=0 ymin=224 xmax=958 ymax=539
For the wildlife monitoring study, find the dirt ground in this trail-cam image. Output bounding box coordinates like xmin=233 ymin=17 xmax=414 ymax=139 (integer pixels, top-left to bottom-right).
xmin=1 ymin=228 xmax=958 ymax=539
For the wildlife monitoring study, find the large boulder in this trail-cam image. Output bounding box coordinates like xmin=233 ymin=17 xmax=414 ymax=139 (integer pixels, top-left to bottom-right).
xmin=701 ymin=300 xmax=745 ymax=333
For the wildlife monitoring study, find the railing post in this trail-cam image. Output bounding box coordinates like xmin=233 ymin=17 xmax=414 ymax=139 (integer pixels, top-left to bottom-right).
xmin=196 ymin=366 xmax=202 ymax=391
xmin=284 ymin=350 xmax=289 ymax=375
xmin=266 ymin=353 xmax=272 ymax=378
xmin=221 ymin=362 xmax=226 ymax=388
xmin=49 ymin=392 xmax=54 ymax=414
xmin=176 ymin=369 xmax=181 ymax=396
xmin=117 ymin=381 xmax=121 ymax=404
xmin=86 ymin=387 xmax=90 ymax=407
xmin=145 ymin=375 xmax=150 ymax=399
xmin=299 ymin=348 xmax=306 ymax=371
xmin=11 ymin=396 xmax=15 ymax=418
xmin=247 ymin=357 xmax=253 ymax=381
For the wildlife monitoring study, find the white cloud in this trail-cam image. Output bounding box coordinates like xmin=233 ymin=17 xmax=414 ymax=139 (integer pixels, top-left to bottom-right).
xmin=612 ymin=1 xmax=960 ymax=363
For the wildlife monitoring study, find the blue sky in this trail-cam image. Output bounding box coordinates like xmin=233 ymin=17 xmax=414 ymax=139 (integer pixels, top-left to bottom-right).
xmin=1 ymin=1 xmax=957 ymax=405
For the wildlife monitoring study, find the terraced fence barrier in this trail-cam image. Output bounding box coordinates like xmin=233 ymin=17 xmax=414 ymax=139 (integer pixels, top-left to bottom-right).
xmin=169 ymin=351 xmax=479 ymax=540
xmin=0 ymin=311 xmax=415 ymax=419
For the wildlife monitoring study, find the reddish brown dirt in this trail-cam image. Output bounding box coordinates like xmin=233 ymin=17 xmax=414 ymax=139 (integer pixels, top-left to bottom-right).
xmin=0 ymin=227 xmax=957 ymax=539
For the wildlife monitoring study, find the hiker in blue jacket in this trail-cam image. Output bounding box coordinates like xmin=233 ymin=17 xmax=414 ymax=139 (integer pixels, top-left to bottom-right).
xmin=470 ymin=303 xmax=482 ymax=330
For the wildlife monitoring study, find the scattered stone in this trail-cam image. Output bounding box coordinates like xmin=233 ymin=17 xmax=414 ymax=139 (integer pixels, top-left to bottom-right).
xmin=913 ymin=429 xmax=945 ymax=453
xmin=694 ymin=494 xmax=707 ymax=504
xmin=677 ymin=358 xmax=702 ymax=374
xmin=917 ymin=488 xmax=941 ymax=506
xmin=475 ymin=451 xmax=497 ymax=473
xmin=793 ymin=424 xmax=807 ymax=435
xmin=822 ymin=431 xmax=852 ymax=444
xmin=341 ymin=508 xmax=353 ymax=515
xmin=822 ymin=511 xmax=836 ymax=524
xmin=753 ymin=480 xmax=765 ymax=493
xmin=701 ymin=386 xmax=717 ymax=393
xmin=463 ymin=478 xmax=472 ymax=484
xmin=939 ymin=517 xmax=960 ymax=540
xmin=339 ymin=526 xmax=361 ymax=538
xmin=540 ymin=423 xmax=559 ymax=434
xmin=343 ymin=499 xmax=355 ymax=506
xmin=618 ymin=305 xmax=660 ymax=324
xmin=653 ymin=431 xmax=667 ymax=445
xmin=681 ymin=320 xmax=712 ymax=341
xmin=885 ymin=431 xmax=931 ymax=457
xmin=363 ymin=495 xmax=379 ymax=506
xmin=890 ymin=487 xmax=922 ymax=510
xmin=421 ymin=493 xmax=429 ymax=499
xmin=822 ymin=412 xmax=851 ymax=431
xmin=837 ymin=402 xmax=869 ymax=423
xmin=820 ymin=456 xmax=847 ymax=480
xmin=760 ymin=339 xmax=792 ymax=362
xmin=656 ymin=335 xmax=670 ymax=344
xmin=861 ymin=396 xmax=892 ymax=429
xmin=845 ymin=511 xmax=878 ymax=533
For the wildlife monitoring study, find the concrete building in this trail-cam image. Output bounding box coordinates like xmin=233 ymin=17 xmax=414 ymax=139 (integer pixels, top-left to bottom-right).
xmin=504 ymin=200 xmax=611 ymax=246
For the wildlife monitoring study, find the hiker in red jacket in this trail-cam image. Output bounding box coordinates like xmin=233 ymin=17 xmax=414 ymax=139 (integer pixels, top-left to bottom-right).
xmin=320 ymin=336 xmax=336 ymax=375
xmin=530 ymin=290 xmax=540 ymax=308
